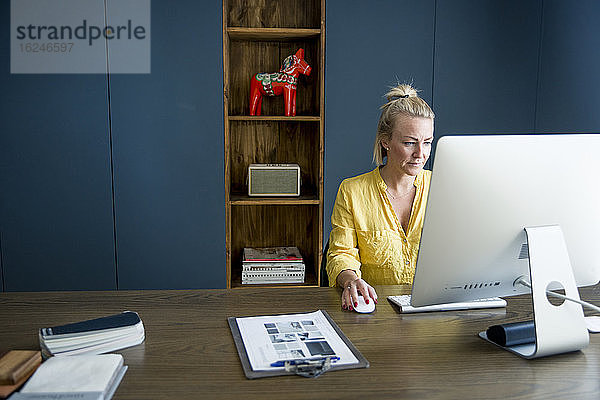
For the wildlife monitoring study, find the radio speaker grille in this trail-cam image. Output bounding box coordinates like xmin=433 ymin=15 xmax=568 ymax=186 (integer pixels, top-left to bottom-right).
xmin=248 ymin=164 xmax=300 ymax=196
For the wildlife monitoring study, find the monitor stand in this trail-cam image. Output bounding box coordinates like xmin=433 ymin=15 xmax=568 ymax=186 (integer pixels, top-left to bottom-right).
xmin=479 ymin=225 xmax=589 ymax=358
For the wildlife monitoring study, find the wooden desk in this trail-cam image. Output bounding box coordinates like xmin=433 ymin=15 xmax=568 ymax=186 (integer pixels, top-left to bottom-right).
xmin=1 ymin=285 xmax=599 ymax=399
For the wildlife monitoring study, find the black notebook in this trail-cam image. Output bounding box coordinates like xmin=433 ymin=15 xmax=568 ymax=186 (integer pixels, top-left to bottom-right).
xmin=40 ymin=311 xmax=141 ymax=338
xmin=39 ymin=312 xmax=145 ymax=357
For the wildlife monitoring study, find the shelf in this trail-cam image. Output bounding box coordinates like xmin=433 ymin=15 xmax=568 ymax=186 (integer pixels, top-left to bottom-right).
xmin=231 ymin=282 xmax=318 ymax=289
xmin=230 ymin=195 xmax=320 ymax=205
xmin=226 ymin=40 xmax=321 ymax=116
xmin=227 ymin=27 xmax=321 ymax=41
xmin=229 ymin=115 xmax=320 ymax=122
xmin=224 ymin=0 xmax=325 ymax=289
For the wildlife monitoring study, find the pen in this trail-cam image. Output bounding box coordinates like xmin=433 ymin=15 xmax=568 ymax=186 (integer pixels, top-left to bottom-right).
xmin=270 ymin=356 xmax=340 ymax=367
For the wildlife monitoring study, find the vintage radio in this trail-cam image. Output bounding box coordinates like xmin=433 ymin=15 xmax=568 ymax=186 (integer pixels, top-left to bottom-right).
xmin=248 ymin=164 xmax=301 ymax=196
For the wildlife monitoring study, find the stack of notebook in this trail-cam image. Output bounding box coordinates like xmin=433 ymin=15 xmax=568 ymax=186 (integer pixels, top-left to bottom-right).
xmin=38 ymin=311 xmax=145 ymax=357
xmin=242 ymin=246 xmax=305 ymax=284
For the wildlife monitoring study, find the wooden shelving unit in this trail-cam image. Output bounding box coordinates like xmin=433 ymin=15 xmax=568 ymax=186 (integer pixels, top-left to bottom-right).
xmin=223 ymin=0 xmax=325 ymax=289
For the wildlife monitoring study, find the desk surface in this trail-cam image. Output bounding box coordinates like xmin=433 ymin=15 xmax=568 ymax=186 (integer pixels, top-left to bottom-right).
xmin=1 ymin=285 xmax=599 ymax=399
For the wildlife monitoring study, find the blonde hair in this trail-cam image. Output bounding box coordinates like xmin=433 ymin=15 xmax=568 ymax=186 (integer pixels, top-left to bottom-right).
xmin=372 ymin=84 xmax=435 ymax=166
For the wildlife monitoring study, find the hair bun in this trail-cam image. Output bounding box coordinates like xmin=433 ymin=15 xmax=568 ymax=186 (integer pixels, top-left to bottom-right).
xmin=385 ymin=84 xmax=418 ymax=102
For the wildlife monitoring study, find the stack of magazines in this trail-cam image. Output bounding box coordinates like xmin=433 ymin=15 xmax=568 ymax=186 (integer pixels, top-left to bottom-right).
xmin=39 ymin=311 xmax=145 ymax=357
xmin=242 ymin=246 xmax=305 ymax=284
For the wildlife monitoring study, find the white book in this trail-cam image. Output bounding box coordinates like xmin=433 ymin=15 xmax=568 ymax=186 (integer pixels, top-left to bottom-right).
xmin=242 ymin=274 xmax=305 ymax=284
xmin=242 ymin=271 xmax=305 ymax=278
xmin=17 ymin=354 xmax=127 ymax=400
xmin=242 ymin=279 xmax=304 ymax=285
xmin=242 ymin=262 xmax=305 ymax=271
xmin=242 ymin=279 xmax=305 ymax=284
xmin=242 ymin=267 xmax=305 ymax=275
xmin=242 ymin=268 xmax=305 ymax=274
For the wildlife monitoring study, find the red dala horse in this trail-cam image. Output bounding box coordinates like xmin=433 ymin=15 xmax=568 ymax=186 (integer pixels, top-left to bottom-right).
xmin=249 ymin=48 xmax=311 ymax=117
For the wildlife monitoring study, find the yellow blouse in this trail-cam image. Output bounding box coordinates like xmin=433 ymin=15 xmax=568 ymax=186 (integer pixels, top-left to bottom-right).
xmin=326 ymin=167 xmax=431 ymax=286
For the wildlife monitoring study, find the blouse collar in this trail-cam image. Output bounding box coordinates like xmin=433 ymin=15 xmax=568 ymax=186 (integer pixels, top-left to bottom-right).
xmin=375 ymin=166 xmax=424 ymax=192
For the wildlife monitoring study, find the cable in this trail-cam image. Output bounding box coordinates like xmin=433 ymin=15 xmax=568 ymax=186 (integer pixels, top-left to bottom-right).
xmin=515 ymin=277 xmax=600 ymax=313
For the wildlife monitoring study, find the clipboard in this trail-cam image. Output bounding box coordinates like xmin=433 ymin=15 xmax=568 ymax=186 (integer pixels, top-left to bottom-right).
xmin=228 ymin=310 xmax=369 ymax=379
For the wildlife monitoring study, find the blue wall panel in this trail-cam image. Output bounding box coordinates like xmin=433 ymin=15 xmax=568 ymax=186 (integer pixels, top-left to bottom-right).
xmin=433 ymin=0 xmax=542 ymax=135
xmin=324 ymin=0 xmax=435 ymax=242
xmin=109 ymin=0 xmax=224 ymax=289
xmin=0 ymin=1 xmax=116 ymax=291
xmin=0 ymin=236 xmax=3 ymax=291
xmin=536 ymin=0 xmax=600 ymax=132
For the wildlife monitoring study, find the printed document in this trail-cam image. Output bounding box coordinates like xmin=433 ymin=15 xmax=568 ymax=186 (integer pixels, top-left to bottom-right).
xmin=236 ymin=310 xmax=359 ymax=371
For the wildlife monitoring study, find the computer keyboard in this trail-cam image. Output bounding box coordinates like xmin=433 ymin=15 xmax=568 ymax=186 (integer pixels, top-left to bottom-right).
xmin=387 ymin=295 xmax=507 ymax=313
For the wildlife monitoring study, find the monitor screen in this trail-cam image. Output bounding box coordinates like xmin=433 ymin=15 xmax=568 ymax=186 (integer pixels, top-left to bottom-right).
xmin=411 ymin=134 xmax=600 ymax=307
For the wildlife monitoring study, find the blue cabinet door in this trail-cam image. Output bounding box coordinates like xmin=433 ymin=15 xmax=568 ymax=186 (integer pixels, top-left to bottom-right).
xmin=109 ymin=0 xmax=224 ymax=289
xmin=0 ymin=76 xmax=116 ymax=291
xmin=0 ymin=0 xmax=116 ymax=291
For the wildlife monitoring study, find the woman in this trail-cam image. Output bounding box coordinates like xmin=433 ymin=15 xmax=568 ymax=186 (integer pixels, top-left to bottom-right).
xmin=326 ymin=83 xmax=435 ymax=310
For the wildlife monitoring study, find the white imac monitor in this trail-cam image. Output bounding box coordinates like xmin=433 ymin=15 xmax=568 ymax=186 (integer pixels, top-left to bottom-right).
xmin=411 ymin=134 xmax=600 ymax=308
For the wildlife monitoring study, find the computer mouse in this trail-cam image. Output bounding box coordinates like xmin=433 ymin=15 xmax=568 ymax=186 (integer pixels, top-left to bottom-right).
xmin=353 ymin=295 xmax=375 ymax=313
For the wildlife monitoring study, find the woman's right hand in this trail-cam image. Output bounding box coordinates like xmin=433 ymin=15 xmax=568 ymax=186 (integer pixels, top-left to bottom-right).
xmin=338 ymin=270 xmax=378 ymax=310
